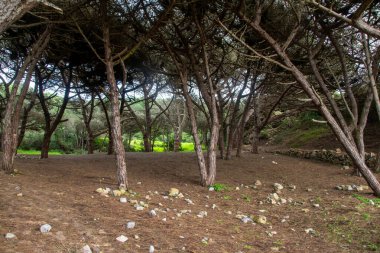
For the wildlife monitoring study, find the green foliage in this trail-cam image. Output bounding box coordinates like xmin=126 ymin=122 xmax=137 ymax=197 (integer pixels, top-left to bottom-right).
xmin=211 ymin=183 xmax=229 ymax=192
xmin=353 ymin=194 xmax=380 ymax=207
xmin=271 ymin=111 xmax=331 ymax=147
xmin=17 ymin=149 xmax=63 ymax=155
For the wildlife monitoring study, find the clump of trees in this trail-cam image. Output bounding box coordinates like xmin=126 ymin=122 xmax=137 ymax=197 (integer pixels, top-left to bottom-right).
xmin=1 ymin=0 xmax=379 ymax=195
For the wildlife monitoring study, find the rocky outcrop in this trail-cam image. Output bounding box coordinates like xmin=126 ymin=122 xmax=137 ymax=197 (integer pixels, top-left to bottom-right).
xmin=274 ymin=148 xmax=378 ymax=169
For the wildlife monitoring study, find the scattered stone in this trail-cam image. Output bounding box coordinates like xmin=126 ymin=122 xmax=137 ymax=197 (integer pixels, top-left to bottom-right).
xmin=226 ymin=211 xmax=232 ymax=215
xmin=272 ymin=161 xmax=278 ymax=165
xmin=126 ymin=221 xmax=136 ymax=229
xmin=149 ymin=210 xmax=157 ymax=217
xmin=134 ymin=234 xmax=140 ymax=239
xmin=305 ymin=228 xmax=316 ymax=235
xmin=313 ymin=204 xmax=320 ymax=208
xmin=266 ymin=231 xmax=277 ymax=237
xmin=302 ymin=208 xmax=310 ymax=213
xmin=5 ymin=233 xmax=16 ymax=239
xmin=197 ymin=211 xmax=208 ymax=218
xmin=149 ymin=245 xmax=155 ymax=253
xmin=236 ymin=214 xmax=252 ymax=223
xmin=254 ymin=215 xmax=267 ymax=225
xmin=113 ymin=190 xmax=122 ymax=197
xmin=120 ymin=197 xmax=127 ymax=203
xmin=201 ymin=237 xmax=209 ymax=244
xmin=135 ymin=205 xmax=144 ymax=211
xmin=336 ymin=148 xmax=342 ymax=154
xmin=116 ymin=235 xmax=128 ymax=243
xmin=208 ymin=187 xmax=215 ymax=191
xmin=336 ymin=184 xmax=368 ymax=192
xmin=16 ymin=193 xmax=23 ymax=197
xmin=342 ymin=166 xmax=350 ymax=170
xmin=254 ymin=180 xmax=262 ymax=186
xmin=241 ymin=216 xmax=253 ymax=223
xmin=273 ymin=183 xmax=284 ymax=191
xmin=137 ymin=182 xmax=142 ymax=185
xmin=235 ymin=187 xmax=240 ymax=191
xmin=288 ymin=184 xmax=296 ymax=190
xmin=82 ymin=245 xmax=92 ymax=253
xmin=95 ymin=187 xmax=111 ymax=196
xmin=306 ymin=188 xmax=312 ymax=192
xmin=212 ymin=204 xmax=217 ymax=210
xmin=185 ymin=198 xmax=194 ymax=205
xmin=271 ymin=246 xmax=280 ymax=251
xmin=168 ymin=188 xmax=180 ymax=197
xmin=40 ymin=224 xmax=52 ymax=233
xmin=162 ymin=218 xmax=167 ymax=222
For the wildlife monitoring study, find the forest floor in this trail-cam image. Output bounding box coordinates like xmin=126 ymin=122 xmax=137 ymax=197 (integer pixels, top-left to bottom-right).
xmin=0 ymin=152 xmax=380 ymax=253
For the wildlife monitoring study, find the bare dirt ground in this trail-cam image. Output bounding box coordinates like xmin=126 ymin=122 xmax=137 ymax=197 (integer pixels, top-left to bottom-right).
xmin=0 ymin=152 xmax=379 ymax=253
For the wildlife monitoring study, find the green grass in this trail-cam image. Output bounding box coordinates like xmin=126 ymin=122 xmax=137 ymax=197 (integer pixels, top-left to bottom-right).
xmin=353 ymin=194 xmax=380 ymax=207
xmin=17 ymin=149 xmax=63 ymax=155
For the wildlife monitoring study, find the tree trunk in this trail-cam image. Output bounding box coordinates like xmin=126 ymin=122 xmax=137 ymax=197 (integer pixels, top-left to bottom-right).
xmin=251 ymin=127 xmax=260 ymax=154
xmin=241 ymin=14 xmax=380 ymax=195
xmin=375 ymin=148 xmax=380 ymax=173
xmin=173 ymin=128 xmax=181 ymax=152
xmin=0 ymin=0 xmax=38 ymax=34
xmin=143 ymin=132 xmax=152 ymax=152
xmin=1 ymin=26 xmax=50 ymax=172
xmin=40 ymin=132 xmax=51 ymax=159
xmin=103 ymin=23 xmax=128 ymax=189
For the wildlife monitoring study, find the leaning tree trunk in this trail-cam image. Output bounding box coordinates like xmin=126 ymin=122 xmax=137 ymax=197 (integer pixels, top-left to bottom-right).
xmin=241 ymin=14 xmax=380 ymax=196
xmin=375 ymin=148 xmax=380 ymax=173
xmin=103 ymin=24 xmax=128 ymax=189
xmin=1 ymin=26 xmax=50 ymax=173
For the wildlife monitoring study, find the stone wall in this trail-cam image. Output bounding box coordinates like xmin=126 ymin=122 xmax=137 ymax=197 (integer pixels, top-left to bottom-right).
xmin=274 ymin=148 xmax=378 ymax=169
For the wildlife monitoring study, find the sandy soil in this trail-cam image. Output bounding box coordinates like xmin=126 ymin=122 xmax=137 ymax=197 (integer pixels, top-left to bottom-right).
xmin=0 ymin=152 xmax=379 ymax=253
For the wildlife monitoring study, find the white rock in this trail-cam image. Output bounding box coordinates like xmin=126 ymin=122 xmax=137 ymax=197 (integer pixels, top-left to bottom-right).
xmin=149 ymin=210 xmax=157 ymax=217
xmin=305 ymin=228 xmax=315 ymax=234
xmin=40 ymin=224 xmax=52 ymax=233
xmin=135 ymin=205 xmax=144 ymax=211
xmin=116 ymin=235 xmax=128 ymax=243
xmin=134 ymin=234 xmax=140 ymax=239
xmin=185 ymin=198 xmax=194 ymax=205
xmin=254 ymin=180 xmax=262 ymax=186
xmin=149 ymin=245 xmax=155 ymax=253
xmin=280 ymin=198 xmax=287 ymax=204
xmin=272 ymin=161 xmax=278 ymax=165
xmin=212 ymin=204 xmax=217 ymax=210
xmin=126 ymin=221 xmax=136 ymax=229
xmin=137 ymin=182 xmax=142 ymax=185
xmin=313 ymin=204 xmax=320 ymax=208
xmin=5 ymin=233 xmax=16 ymax=239
xmin=208 ymin=187 xmax=215 ymax=191
xmin=241 ymin=216 xmax=252 ymax=223
xmin=197 ymin=211 xmax=208 ymax=218
xmin=82 ymin=245 xmax=92 ymax=253
xmin=162 ymin=218 xmax=167 ymax=222
xmin=273 ymin=183 xmax=284 ymax=190
xmin=16 ymin=193 xmax=23 ymax=197
xmin=120 ymin=197 xmax=127 ymax=203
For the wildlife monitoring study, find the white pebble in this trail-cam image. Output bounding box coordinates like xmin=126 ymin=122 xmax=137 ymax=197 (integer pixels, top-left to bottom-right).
xmin=5 ymin=233 xmax=16 ymax=239
xmin=116 ymin=235 xmax=128 ymax=243
xmin=126 ymin=221 xmax=136 ymax=229
xmin=120 ymin=197 xmax=127 ymax=203
xmin=82 ymin=245 xmax=92 ymax=253
xmin=149 ymin=245 xmax=155 ymax=253
xmin=40 ymin=224 xmax=52 ymax=233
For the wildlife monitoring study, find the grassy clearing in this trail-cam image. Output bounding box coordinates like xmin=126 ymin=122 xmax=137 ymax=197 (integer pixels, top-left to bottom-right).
xmin=17 ymin=149 xmax=63 ymax=155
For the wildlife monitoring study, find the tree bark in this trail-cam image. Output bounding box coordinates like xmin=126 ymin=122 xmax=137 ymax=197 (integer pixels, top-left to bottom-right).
xmin=239 ymin=11 xmax=380 ymax=196
xmin=37 ymin=65 xmax=71 ymax=159
xmin=103 ymin=23 xmax=128 ymax=189
xmin=1 ymin=26 xmax=50 ymax=172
